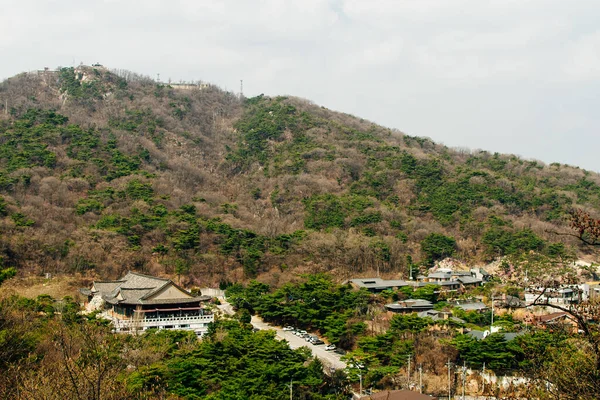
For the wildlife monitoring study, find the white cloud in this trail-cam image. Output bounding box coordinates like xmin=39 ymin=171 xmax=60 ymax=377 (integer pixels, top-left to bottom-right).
xmin=1 ymin=0 xmax=600 ymax=170
xmin=563 ymin=31 xmax=600 ymax=81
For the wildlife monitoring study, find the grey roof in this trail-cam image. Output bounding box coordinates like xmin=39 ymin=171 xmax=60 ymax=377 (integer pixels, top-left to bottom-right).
xmin=467 ymin=330 xmax=525 ymax=341
xmin=438 ymin=280 xmax=461 ymax=287
xmin=92 ymin=281 xmax=124 ymax=294
xmin=427 ymin=272 xmax=451 ymax=279
xmin=502 ymin=332 xmax=524 ymax=341
xmin=87 ymin=272 xmax=205 ymax=306
xmin=417 ymin=310 xmax=465 ymax=324
xmin=349 ymin=278 xmax=409 ymax=290
xmin=386 ymin=299 xmax=434 ymax=311
xmin=467 ymin=330 xmax=487 ymax=340
xmin=457 ymin=276 xmax=483 ymax=285
xmin=453 ymin=302 xmax=488 ymax=311
xmin=452 ymin=271 xmax=473 ymax=277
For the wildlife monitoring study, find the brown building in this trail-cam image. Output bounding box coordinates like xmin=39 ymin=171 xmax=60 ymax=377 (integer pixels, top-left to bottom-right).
xmin=360 ymin=389 xmax=435 ymax=400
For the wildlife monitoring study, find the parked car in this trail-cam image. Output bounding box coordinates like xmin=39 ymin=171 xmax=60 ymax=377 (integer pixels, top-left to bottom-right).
xmin=311 ymin=339 xmax=324 ymax=345
xmin=295 ymin=330 xmax=307 ymax=336
xmin=283 ymin=326 xmax=295 ymax=331
xmin=306 ymin=335 xmax=318 ymax=342
xmin=334 ymin=348 xmax=346 ymax=355
xmin=325 ymin=344 xmax=336 ymax=351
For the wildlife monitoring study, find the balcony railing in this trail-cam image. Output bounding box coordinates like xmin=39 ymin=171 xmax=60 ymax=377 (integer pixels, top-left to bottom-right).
xmin=112 ymin=314 xmax=214 ymax=329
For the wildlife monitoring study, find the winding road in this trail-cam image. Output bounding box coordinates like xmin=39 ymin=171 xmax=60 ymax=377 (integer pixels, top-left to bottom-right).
xmin=217 ymin=299 xmax=347 ymax=371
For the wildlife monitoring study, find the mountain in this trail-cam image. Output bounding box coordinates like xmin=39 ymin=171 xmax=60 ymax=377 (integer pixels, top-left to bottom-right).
xmin=0 ymin=65 xmax=597 ymax=286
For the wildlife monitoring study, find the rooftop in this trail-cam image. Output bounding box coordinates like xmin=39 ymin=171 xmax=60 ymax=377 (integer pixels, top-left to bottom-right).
xmin=385 ymin=299 xmax=434 ymax=311
xmin=86 ymin=271 xmax=209 ymax=306
xmin=361 ymin=389 xmax=435 ymax=400
xmin=452 ymin=301 xmax=488 ymax=311
xmin=349 ymin=278 xmax=409 ymax=290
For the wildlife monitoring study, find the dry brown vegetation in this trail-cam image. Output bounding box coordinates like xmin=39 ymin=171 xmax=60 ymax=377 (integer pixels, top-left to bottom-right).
xmin=0 ymin=65 xmax=598 ymax=289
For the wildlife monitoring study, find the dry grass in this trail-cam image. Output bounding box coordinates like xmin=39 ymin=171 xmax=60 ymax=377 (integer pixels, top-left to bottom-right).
xmin=0 ymin=274 xmax=90 ymax=300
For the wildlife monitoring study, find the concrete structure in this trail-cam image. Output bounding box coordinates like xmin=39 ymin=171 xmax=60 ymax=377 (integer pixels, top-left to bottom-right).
xmin=417 ymin=310 xmax=465 ymax=325
xmin=466 ymin=329 xmax=524 ymax=341
xmin=532 ymin=312 xmax=579 ymax=333
xmin=360 ymin=390 xmax=434 ymax=399
xmin=419 ymin=268 xmax=483 ymax=291
xmin=81 ymin=272 xmax=213 ymax=336
xmin=456 ymin=275 xmax=483 ymax=288
xmin=451 ymin=300 xmax=488 ymax=312
xmin=470 ymin=267 xmax=491 ymax=282
xmin=525 ymin=284 xmax=587 ymax=306
xmin=385 ymin=299 xmax=434 ymax=313
xmin=348 ymin=278 xmax=410 ymax=293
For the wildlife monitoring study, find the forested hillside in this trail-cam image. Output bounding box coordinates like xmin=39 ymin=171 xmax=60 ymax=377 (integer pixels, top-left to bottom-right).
xmin=0 ymin=66 xmax=598 ymax=285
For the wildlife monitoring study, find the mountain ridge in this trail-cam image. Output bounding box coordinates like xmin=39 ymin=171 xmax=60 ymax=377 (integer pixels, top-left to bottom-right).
xmin=0 ymin=65 xmax=597 ymax=286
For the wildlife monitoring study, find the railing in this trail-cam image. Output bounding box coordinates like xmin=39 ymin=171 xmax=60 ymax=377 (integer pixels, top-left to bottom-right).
xmin=144 ymin=315 xmax=214 ymax=324
xmin=111 ymin=314 xmax=214 ymax=330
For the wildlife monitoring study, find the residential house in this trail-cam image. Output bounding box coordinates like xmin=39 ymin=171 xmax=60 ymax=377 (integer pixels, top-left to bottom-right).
xmin=456 ymin=275 xmax=483 ymax=289
xmin=451 ymin=300 xmax=488 ymax=313
xmin=587 ymin=281 xmax=600 ymax=301
xmin=437 ymin=280 xmax=461 ymax=292
xmin=80 ymin=271 xmax=213 ymax=336
xmin=417 ymin=310 xmax=465 ymax=325
xmin=533 ymin=312 xmax=578 ymax=334
xmin=348 ymin=278 xmax=410 ymax=293
xmin=385 ymin=299 xmax=434 ymax=313
xmin=525 ymin=285 xmax=584 ymax=306
xmin=360 ymin=390 xmax=435 ymax=400
xmin=420 ymin=269 xmax=481 ymax=291
xmin=470 ymin=267 xmax=491 ymax=282
xmin=466 ymin=329 xmax=524 ymax=341
xmin=421 ymin=270 xmax=452 ymax=283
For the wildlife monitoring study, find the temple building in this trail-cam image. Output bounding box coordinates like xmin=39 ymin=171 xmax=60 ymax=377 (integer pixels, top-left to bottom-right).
xmin=80 ymin=271 xmax=213 ymax=336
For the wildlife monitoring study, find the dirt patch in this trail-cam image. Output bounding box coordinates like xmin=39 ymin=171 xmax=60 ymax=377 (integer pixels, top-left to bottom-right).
xmin=0 ymin=274 xmax=91 ymax=300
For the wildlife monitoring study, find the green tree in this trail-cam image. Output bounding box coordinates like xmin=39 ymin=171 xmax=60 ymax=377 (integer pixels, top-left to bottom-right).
xmin=421 ymin=233 xmax=456 ymax=265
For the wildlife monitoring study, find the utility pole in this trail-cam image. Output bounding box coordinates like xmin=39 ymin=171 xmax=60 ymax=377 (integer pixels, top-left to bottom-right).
xmin=359 ymin=370 xmax=362 ymax=397
xmin=447 ymin=359 xmax=452 ymax=400
xmin=462 ymin=361 xmax=466 ymax=400
xmin=407 ymin=354 xmax=411 ymax=389
xmin=157 ymin=73 xmax=160 ymax=83
xmin=286 ymin=379 xmax=293 ymax=400
xmin=482 ymin=363 xmax=485 ymax=394
xmin=419 ymin=364 xmax=423 ymax=393
xmin=240 ymin=79 xmax=244 ymax=98
xmin=490 ymin=293 xmax=494 ymax=329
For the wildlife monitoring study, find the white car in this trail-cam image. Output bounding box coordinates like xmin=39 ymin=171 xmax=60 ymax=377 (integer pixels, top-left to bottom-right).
xmin=283 ymin=326 xmax=295 ymax=331
xmin=295 ymin=330 xmax=307 ymax=336
xmin=325 ymin=344 xmax=336 ymax=351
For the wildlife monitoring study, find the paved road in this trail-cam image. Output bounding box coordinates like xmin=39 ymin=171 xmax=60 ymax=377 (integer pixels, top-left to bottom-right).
xmin=217 ymin=299 xmax=346 ymax=371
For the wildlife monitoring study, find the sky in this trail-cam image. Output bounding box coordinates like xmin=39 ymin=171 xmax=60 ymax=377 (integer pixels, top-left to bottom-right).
xmin=2 ymin=0 xmax=600 ymax=171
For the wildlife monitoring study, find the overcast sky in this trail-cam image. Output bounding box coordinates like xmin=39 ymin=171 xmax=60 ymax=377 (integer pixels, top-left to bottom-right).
xmin=2 ymin=0 xmax=599 ymax=171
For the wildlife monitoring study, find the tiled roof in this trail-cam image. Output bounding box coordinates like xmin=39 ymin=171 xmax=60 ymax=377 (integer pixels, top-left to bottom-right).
xmin=417 ymin=310 xmax=465 ymax=324
xmin=438 ymin=280 xmax=461 ymax=286
xmin=536 ymin=312 xmax=572 ymax=323
xmin=361 ymin=389 xmax=434 ymax=400
xmin=385 ymin=299 xmax=434 ymax=311
xmin=349 ymin=278 xmax=409 ymax=289
xmin=453 ymin=301 xmax=488 ymax=311
xmin=457 ymin=276 xmax=482 ymax=285
xmin=87 ymin=272 xmax=203 ymax=306
xmin=427 ymin=272 xmax=451 ymax=279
